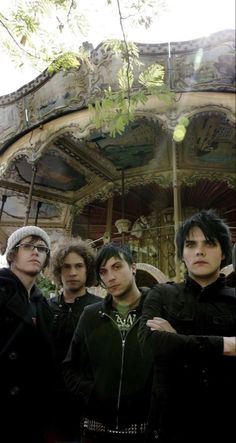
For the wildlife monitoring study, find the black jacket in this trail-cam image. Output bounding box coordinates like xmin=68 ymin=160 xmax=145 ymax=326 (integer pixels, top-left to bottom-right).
xmin=138 ymin=275 xmax=236 ymax=443
xmin=62 ymin=288 xmax=153 ymax=429
xmin=49 ymin=291 xmax=101 ymax=364
xmin=0 ymin=268 xmax=55 ymax=443
xmin=48 ymin=290 xmax=101 ymax=439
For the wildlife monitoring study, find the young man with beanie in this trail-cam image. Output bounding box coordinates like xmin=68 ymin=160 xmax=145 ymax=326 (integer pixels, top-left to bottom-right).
xmin=63 ymin=242 xmax=153 ymax=443
xmin=0 ymin=225 xmax=55 ymax=443
xmin=49 ymin=238 xmax=101 ymax=442
xmin=139 ymin=209 xmax=236 ymax=443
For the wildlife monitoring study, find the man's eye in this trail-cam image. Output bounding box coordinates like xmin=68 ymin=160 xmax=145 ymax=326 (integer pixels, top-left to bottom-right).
xmin=23 ymin=244 xmax=32 ymax=250
xmin=206 ymin=240 xmax=216 ymax=246
xmin=37 ymin=246 xmax=48 ymax=253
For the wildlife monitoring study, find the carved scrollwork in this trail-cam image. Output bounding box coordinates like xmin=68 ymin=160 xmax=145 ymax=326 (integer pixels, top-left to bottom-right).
xmin=74 ymin=182 xmax=114 ymax=211
xmin=179 ymin=171 xmax=236 ymax=189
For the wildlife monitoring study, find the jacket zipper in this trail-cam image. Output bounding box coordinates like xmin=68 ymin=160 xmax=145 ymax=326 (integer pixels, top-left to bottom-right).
xmin=101 ymin=311 xmax=139 ymax=429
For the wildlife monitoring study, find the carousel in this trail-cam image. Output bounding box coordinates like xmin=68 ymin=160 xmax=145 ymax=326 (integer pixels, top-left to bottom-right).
xmin=0 ymin=29 xmax=235 ymax=282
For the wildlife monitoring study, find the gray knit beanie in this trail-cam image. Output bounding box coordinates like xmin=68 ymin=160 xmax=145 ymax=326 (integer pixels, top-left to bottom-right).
xmin=6 ymin=226 xmax=51 ymax=255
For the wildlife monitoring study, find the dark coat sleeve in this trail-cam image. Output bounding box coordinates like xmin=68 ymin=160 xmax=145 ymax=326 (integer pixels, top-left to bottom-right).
xmin=62 ymin=307 xmax=94 ymax=406
xmin=138 ymin=285 xmax=223 ymax=362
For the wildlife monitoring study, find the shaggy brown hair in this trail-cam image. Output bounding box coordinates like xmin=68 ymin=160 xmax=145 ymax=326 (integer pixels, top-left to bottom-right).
xmin=51 ymin=238 xmax=97 ymax=287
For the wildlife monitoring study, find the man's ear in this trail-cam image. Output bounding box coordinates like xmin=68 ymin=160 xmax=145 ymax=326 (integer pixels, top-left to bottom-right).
xmin=131 ymin=263 xmax=136 ymax=275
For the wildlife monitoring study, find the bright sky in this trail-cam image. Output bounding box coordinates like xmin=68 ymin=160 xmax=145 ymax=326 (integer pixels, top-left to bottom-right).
xmin=0 ymin=0 xmax=235 ymax=96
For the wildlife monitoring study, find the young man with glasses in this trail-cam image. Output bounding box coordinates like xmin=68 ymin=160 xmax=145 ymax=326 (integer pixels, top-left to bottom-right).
xmin=0 ymin=225 xmax=55 ymax=443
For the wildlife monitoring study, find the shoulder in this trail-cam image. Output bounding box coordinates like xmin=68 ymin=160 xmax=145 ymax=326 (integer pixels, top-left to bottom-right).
xmin=80 ymin=299 xmax=105 ymax=321
xmin=0 ymin=272 xmax=17 ymax=293
xmin=85 ymin=291 xmax=102 ymax=303
xmin=220 ymin=285 xmax=236 ymax=300
xmin=139 ymin=283 xmax=180 ymax=295
xmin=0 ymin=285 xmax=9 ymax=308
xmin=83 ymin=299 xmax=104 ymax=313
xmin=146 ymin=281 xmax=184 ymax=299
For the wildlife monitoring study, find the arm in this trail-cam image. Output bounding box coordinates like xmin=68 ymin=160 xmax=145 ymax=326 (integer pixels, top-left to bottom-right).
xmin=62 ymin=309 xmax=94 ymax=404
xmin=138 ymin=287 xmax=226 ymax=361
xmin=146 ymin=316 xmax=236 ymax=357
xmin=146 ymin=317 xmax=177 ymax=333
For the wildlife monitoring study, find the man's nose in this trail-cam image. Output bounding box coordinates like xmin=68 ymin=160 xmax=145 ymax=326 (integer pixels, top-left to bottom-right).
xmin=196 ymin=245 xmax=206 ymax=256
xmin=32 ymin=247 xmax=39 ymax=254
xmin=107 ymin=271 xmax=115 ymax=281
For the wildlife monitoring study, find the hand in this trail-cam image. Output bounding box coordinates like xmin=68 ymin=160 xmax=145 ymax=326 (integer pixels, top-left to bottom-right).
xmin=223 ymin=337 xmax=236 ymax=356
xmin=146 ymin=317 xmax=176 ymax=333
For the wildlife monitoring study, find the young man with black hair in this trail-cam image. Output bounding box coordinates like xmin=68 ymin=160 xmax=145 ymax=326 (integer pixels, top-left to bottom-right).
xmin=139 ymin=209 xmax=236 ymax=443
xmin=0 ymin=226 xmax=55 ymax=443
xmin=63 ymin=242 xmax=153 ymax=443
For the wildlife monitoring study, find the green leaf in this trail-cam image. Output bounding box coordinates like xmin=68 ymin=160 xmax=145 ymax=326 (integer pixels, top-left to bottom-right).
xmin=139 ymin=63 xmax=164 ymax=88
xmin=47 ymin=51 xmax=80 ymax=73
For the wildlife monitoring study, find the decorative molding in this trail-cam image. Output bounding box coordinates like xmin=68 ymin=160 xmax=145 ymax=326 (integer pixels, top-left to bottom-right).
xmin=0 ymin=30 xmax=235 ymax=153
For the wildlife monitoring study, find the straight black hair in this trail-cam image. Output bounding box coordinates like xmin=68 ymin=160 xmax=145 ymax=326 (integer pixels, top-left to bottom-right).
xmin=176 ymin=209 xmax=232 ymax=267
xmin=95 ymin=242 xmax=134 ymax=283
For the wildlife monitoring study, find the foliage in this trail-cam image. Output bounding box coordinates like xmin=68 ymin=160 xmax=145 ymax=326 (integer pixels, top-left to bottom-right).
xmin=88 ymin=52 xmax=174 ymax=136
xmin=0 ymin=0 xmax=88 ymax=71
xmin=0 ymin=0 xmax=173 ymax=136
xmin=47 ymin=51 xmax=80 ymax=74
xmin=37 ymin=274 xmax=56 ymax=299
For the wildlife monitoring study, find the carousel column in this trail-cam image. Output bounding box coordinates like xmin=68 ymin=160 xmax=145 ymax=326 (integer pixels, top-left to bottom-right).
xmin=24 ymin=163 xmax=37 ymax=226
xmin=103 ymin=196 xmax=113 ymax=244
xmin=121 ymin=169 xmax=125 ymax=244
xmin=64 ymin=205 xmax=76 ymax=237
xmin=172 ymin=139 xmax=181 ymax=282
xmin=0 ymin=195 xmax=7 ymax=222
xmin=35 ymin=201 xmax=42 ymax=226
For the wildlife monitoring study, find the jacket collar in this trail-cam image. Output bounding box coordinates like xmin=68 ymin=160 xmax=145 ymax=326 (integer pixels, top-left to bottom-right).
xmin=102 ymin=287 xmax=149 ymax=313
xmin=185 ymin=273 xmax=229 ymax=300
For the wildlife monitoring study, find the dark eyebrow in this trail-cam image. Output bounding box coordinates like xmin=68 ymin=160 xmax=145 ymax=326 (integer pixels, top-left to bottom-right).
xmin=100 ymin=259 xmax=123 ymax=271
xmin=111 ymin=259 xmax=123 ymax=266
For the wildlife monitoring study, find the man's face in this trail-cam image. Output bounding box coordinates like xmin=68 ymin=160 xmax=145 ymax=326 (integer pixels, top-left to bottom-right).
xmin=61 ymin=252 xmax=87 ymax=293
xmin=99 ymin=254 xmax=136 ymax=299
xmin=182 ymin=226 xmax=224 ymax=286
xmin=11 ymin=235 xmax=48 ymax=277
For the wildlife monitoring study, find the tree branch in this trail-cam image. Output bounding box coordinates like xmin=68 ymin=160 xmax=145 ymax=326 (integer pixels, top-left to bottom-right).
xmin=0 ymin=17 xmax=40 ymax=60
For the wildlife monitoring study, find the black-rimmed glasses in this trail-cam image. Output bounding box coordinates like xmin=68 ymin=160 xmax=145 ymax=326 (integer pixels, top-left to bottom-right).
xmin=15 ymin=243 xmax=49 ymax=255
